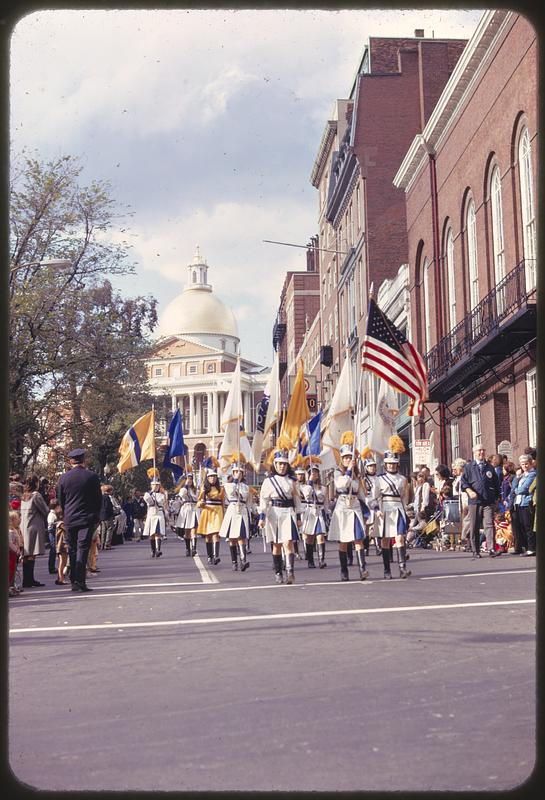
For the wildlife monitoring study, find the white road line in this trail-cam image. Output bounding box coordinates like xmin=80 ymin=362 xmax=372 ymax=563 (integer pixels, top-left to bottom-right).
xmin=420 ymin=569 xmax=536 ymax=580
xmin=190 ymin=553 xmax=219 ymax=584
xmin=9 ymin=598 xmax=535 ymax=634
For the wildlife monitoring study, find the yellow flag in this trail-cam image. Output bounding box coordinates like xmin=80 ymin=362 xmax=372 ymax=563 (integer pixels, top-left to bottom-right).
xmin=278 ymin=359 xmax=311 ymax=449
xmin=117 ymin=410 xmax=156 ymax=474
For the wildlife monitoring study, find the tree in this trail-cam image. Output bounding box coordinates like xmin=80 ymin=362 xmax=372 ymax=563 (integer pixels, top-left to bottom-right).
xmin=10 ymin=153 xmax=158 ymax=475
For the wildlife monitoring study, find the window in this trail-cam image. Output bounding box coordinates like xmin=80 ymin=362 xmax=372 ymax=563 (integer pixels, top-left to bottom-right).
xmin=446 ymin=228 xmax=457 ymax=333
xmin=450 ymin=419 xmax=460 ymax=461
xmin=466 ymin=199 xmax=480 ymax=337
xmin=348 ymin=275 xmax=355 ymax=334
xmin=355 ymin=184 xmax=361 ymax=232
xmin=329 ymin=315 xmax=333 ymax=342
xmin=526 ymin=368 xmax=537 ymax=448
xmin=423 ymin=257 xmax=432 ymax=353
xmin=471 ymin=404 xmax=481 ymax=446
xmin=154 ymin=367 xmax=163 ymax=377
xmin=334 ymin=306 xmax=338 ymax=341
xmin=490 ymin=165 xmax=506 ymax=313
xmin=220 ymin=339 xmax=226 ymax=350
xmin=518 ymin=127 xmax=536 ymax=290
xmin=192 ymin=271 xmax=197 ymax=283
xmin=206 ymin=363 xmax=216 ymax=373
xmin=188 ymin=364 xmax=197 ymax=375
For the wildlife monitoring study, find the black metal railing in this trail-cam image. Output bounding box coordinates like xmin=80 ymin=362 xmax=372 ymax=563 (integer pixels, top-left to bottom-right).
xmin=426 ymin=259 xmax=536 ymax=384
xmin=272 ymin=311 xmax=287 ymax=349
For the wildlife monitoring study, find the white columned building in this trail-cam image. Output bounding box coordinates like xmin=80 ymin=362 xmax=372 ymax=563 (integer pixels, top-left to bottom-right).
xmin=147 ymin=247 xmax=270 ymax=469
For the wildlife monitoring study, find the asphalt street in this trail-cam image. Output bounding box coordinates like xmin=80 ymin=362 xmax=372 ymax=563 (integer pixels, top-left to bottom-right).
xmin=8 ymin=535 xmax=536 ymax=793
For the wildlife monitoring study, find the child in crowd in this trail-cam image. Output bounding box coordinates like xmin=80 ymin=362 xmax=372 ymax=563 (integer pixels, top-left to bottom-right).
xmin=494 ymin=510 xmax=514 ymax=553
xmin=8 ymin=509 xmax=22 ymax=596
xmin=55 ymin=510 xmax=70 ymax=585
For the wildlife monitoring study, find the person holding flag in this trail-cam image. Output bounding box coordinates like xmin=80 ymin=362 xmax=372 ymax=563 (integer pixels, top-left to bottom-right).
xmin=219 ymin=453 xmax=251 ymax=572
xmin=328 ymin=432 xmax=370 ymax=581
xmin=258 ymin=448 xmax=302 ymax=584
xmin=163 ymin=406 xmax=187 ymax=484
xmin=143 ymin=469 xmax=168 ymax=559
xmin=176 ymin=468 xmax=199 ymax=557
xmin=196 ymin=457 xmax=225 ymax=565
xmin=360 ymin=445 xmax=380 ymax=556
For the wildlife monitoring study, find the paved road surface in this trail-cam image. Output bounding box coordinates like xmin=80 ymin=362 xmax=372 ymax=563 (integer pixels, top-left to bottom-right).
xmin=8 ymin=536 xmax=536 ymax=792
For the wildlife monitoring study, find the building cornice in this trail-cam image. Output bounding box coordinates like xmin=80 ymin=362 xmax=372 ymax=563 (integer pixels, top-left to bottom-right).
xmin=393 ymin=9 xmax=511 ymax=191
xmin=310 ymin=120 xmax=338 ymax=187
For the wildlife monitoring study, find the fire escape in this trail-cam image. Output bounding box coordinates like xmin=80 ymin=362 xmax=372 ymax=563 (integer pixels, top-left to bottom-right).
xmin=425 ymin=259 xmax=536 ymax=402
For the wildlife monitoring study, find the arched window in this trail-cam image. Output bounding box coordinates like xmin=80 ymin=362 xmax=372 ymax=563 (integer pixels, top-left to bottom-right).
xmin=518 ymin=127 xmax=536 ymax=289
xmin=466 ymin=199 xmax=480 ymax=338
xmin=446 ymin=228 xmax=456 ymax=333
xmin=423 ymin=257 xmax=432 ymax=353
xmin=490 ymin=165 xmax=506 ymax=313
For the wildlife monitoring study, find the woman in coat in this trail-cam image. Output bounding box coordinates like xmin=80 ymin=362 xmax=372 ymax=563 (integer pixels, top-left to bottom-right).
xmin=328 ymin=432 xmax=370 ymax=582
xmin=143 ymin=475 xmax=168 ymax=558
xmin=176 ymin=470 xmax=199 ymax=557
xmin=219 ymin=454 xmax=251 ymax=571
xmin=196 ymin=458 xmax=225 ymax=565
xmin=258 ymin=448 xmax=302 ymax=584
xmin=20 ymin=474 xmax=49 ymax=587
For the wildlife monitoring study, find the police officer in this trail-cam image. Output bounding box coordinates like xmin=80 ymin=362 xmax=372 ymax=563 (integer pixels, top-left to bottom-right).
xmin=375 ymin=447 xmax=411 ymax=579
xmin=56 ymin=448 xmax=102 ymax=592
xmin=461 ymin=444 xmax=501 ymax=558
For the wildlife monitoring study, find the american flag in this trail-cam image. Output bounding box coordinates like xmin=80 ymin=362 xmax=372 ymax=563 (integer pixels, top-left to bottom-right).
xmin=361 ymin=298 xmax=428 ymax=416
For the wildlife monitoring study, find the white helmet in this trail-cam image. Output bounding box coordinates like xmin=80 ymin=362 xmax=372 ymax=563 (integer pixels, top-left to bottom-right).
xmin=206 ymin=468 xmax=218 ymax=477
xmin=340 ymin=444 xmax=354 ymax=458
xmin=383 ymin=450 xmax=399 ymax=464
xmin=273 ymin=448 xmax=290 ymax=465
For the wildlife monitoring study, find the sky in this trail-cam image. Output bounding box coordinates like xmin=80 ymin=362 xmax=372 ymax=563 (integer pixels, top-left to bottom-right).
xmin=10 ymin=7 xmax=484 ymax=367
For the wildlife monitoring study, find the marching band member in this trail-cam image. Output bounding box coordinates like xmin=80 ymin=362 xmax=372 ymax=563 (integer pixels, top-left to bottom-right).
xmin=258 ymin=448 xmax=302 ymax=584
xmin=361 ymin=446 xmax=379 ymax=556
xmin=176 ymin=468 xmax=199 ymax=557
xmin=328 ymin=432 xmax=370 ymax=581
xmin=375 ymin=437 xmax=411 ymax=579
xmin=300 ymin=460 xmax=328 ymax=568
xmin=143 ymin=471 xmax=168 ymax=559
xmin=293 ymin=458 xmax=309 ymax=564
xmin=219 ymin=453 xmax=251 ymax=572
xmin=196 ymin=457 xmax=225 ymax=565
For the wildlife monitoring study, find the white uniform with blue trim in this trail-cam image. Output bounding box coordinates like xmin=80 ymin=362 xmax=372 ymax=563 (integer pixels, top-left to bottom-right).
xmin=176 ymin=485 xmax=199 ymax=529
xmin=376 ymin=472 xmax=408 ymax=537
xmin=219 ymin=481 xmax=250 ymax=539
xmin=143 ymin=491 xmax=167 ymax=538
xmin=259 ymin=475 xmax=302 ymax=544
xmin=300 ymin=483 xmax=328 ymax=535
xmin=328 ymin=470 xmax=368 ymax=542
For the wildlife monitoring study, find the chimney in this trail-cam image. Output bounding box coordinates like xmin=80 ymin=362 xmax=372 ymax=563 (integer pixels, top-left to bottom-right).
xmin=414 ymin=29 xmax=425 ymax=38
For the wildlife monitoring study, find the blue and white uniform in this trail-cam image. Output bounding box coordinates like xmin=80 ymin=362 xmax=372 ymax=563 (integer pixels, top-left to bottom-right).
xmin=219 ymin=481 xmax=250 ymax=540
xmin=328 ymin=470 xmax=369 ymax=542
xmin=258 ymin=474 xmax=302 ymax=544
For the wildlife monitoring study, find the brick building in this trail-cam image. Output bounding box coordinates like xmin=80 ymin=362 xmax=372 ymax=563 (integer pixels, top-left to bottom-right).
xmin=272 ymin=248 xmax=320 ymax=408
xmin=298 ymin=31 xmax=468 ymax=445
xmin=393 ymin=10 xmax=537 ymax=464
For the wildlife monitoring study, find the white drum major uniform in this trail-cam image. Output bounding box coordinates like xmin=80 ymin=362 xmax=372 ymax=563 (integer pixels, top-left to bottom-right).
xmin=176 ymin=470 xmax=199 ymax=557
xmin=299 ymin=462 xmax=328 ymax=568
xmin=328 ymin=433 xmax=370 ymax=581
xmin=143 ymin=477 xmax=168 ymax=558
xmin=219 ymin=455 xmax=250 ymax=572
xmin=375 ymin=444 xmax=411 ymax=579
xmin=258 ymin=448 xmax=302 ymax=584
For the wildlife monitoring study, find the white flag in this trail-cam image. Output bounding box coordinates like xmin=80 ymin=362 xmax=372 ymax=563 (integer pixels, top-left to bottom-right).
xmin=369 ymin=379 xmax=399 ymax=455
xmin=251 ymin=352 xmax=281 ymax=468
xmin=322 ymin=355 xmax=353 ymax=452
xmin=218 ymin=359 xmax=252 ymax=473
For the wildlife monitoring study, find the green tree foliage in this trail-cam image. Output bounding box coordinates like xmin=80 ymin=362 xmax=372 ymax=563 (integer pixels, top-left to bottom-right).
xmin=10 ymin=153 xmax=158 ymax=477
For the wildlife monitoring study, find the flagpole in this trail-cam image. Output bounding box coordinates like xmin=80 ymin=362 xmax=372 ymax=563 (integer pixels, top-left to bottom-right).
xmin=152 ymin=403 xmax=156 ymax=476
